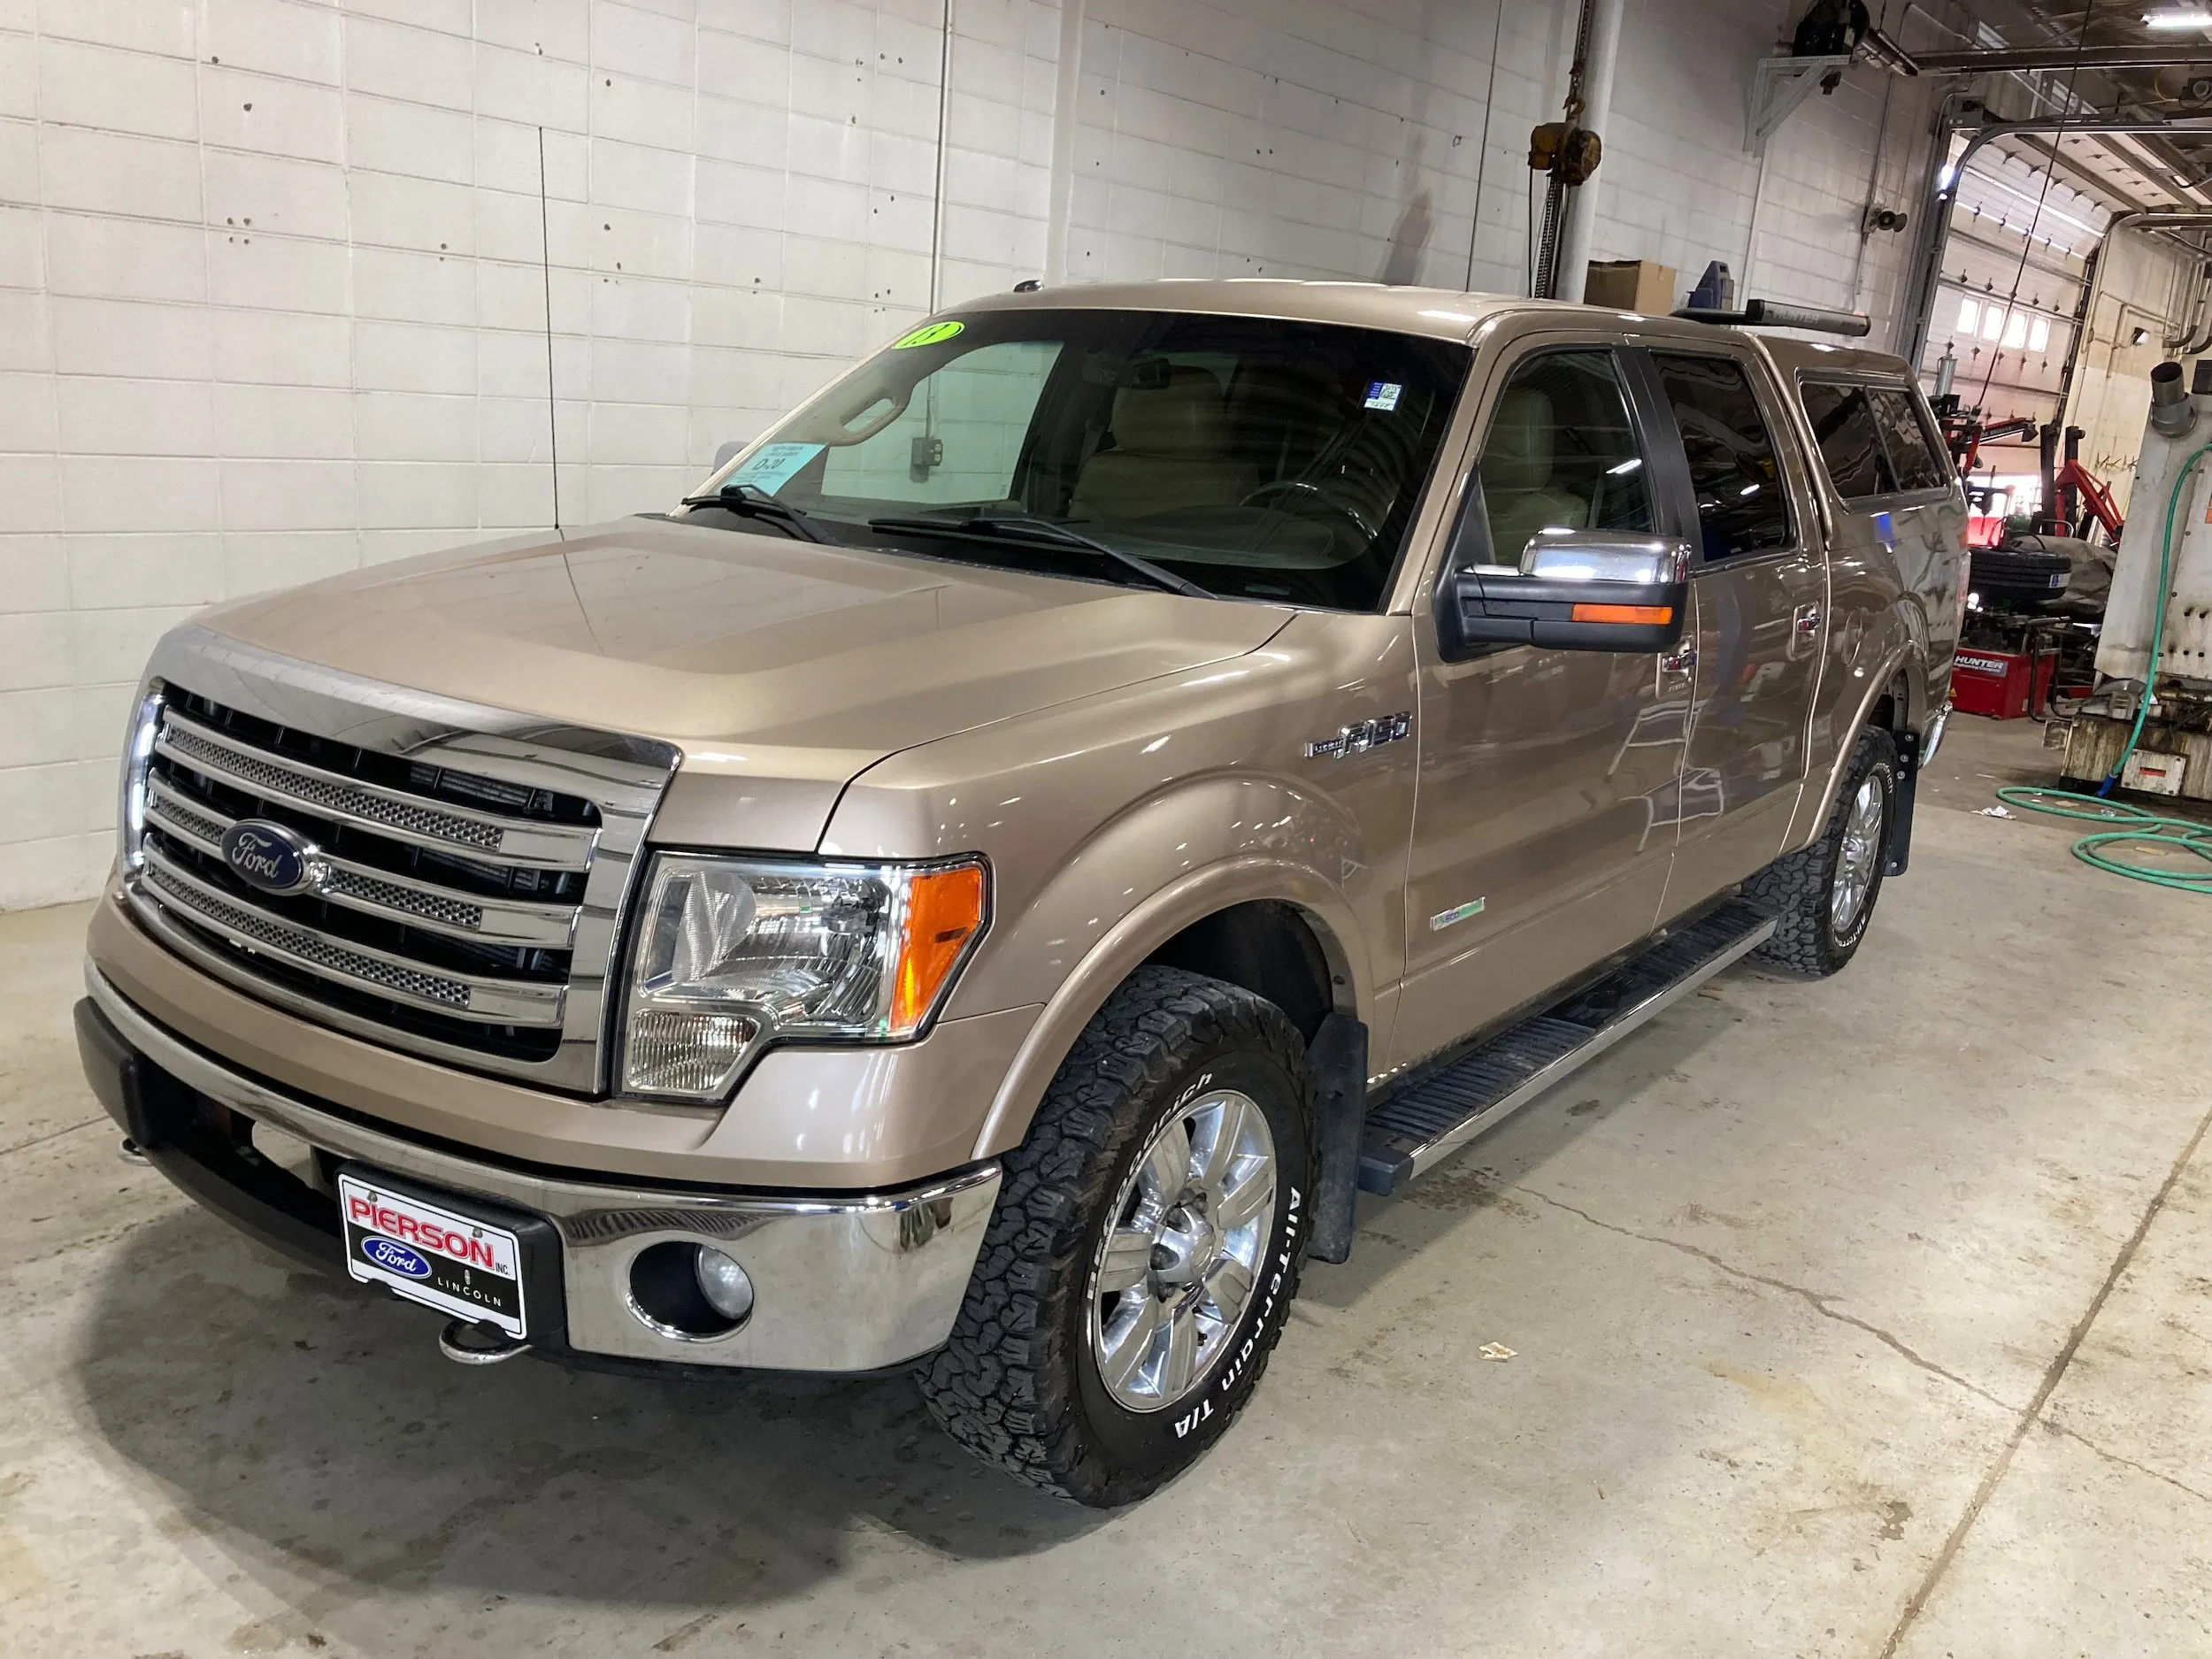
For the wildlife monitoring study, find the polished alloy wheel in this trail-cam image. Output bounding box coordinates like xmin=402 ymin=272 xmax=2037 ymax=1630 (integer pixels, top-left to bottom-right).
xmin=1087 ymin=1088 xmax=1278 ymax=1413
xmin=1831 ymin=772 xmax=1886 ymax=933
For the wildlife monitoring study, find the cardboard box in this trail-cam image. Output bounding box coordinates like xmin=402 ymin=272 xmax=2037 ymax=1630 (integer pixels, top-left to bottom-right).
xmin=1584 ymin=259 xmax=1678 ymax=313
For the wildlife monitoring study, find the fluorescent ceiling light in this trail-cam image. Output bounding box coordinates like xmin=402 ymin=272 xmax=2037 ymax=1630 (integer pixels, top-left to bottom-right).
xmin=2144 ymin=8 xmax=2212 ymax=29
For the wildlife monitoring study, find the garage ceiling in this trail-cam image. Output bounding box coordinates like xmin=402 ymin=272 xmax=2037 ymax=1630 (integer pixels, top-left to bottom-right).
xmin=1946 ymin=2 xmax=2212 ymax=216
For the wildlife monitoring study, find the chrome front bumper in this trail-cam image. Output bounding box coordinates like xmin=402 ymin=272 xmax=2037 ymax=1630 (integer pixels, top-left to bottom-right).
xmin=82 ymin=964 xmax=999 ymax=1372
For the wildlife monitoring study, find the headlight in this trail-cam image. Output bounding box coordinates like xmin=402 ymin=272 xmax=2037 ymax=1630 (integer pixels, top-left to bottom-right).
xmin=620 ymin=854 xmax=988 ymax=1102
xmin=118 ymin=681 xmax=165 ymax=876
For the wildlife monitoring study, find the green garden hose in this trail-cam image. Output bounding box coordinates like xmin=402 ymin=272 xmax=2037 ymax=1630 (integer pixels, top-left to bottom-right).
xmin=1994 ymin=786 xmax=2212 ymax=893
xmin=1994 ymin=436 xmax=2212 ymax=892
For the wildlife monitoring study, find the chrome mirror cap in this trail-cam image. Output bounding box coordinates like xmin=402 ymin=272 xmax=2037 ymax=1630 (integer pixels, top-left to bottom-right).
xmin=1519 ymin=530 xmax=1692 ymax=586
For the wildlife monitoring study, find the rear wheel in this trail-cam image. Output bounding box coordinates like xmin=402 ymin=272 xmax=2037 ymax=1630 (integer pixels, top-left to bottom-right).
xmin=1744 ymin=727 xmax=1897 ymax=977
xmin=918 ymin=966 xmax=1316 ymax=1506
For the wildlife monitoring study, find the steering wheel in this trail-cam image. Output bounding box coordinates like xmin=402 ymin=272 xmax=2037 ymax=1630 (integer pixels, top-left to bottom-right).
xmin=1239 ymin=479 xmax=1378 ymax=540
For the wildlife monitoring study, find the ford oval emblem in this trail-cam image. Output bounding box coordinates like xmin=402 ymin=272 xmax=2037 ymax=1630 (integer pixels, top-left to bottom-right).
xmin=219 ymin=818 xmax=319 ymax=895
xmin=362 ymin=1235 xmax=432 ymax=1279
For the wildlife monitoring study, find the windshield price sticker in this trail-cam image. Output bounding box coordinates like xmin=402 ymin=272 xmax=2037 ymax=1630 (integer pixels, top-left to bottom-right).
xmin=893 ymin=320 xmax=965 ymax=349
xmin=722 ymin=442 xmax=825 ymax=496
xmin=1363 ymin=380 xmax=1403 ymax=411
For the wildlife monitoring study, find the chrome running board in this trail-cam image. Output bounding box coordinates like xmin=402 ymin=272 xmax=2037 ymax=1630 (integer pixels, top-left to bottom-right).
xmin=1358 ymin=900 xmax=1776 ymax=1196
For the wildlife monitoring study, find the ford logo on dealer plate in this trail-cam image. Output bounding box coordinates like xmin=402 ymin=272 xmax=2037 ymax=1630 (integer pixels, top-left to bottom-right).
xmin=219 ymin=818 xmax=319 ymax=895
xmin=362 ymin=1236 xmax=433 ymax=1279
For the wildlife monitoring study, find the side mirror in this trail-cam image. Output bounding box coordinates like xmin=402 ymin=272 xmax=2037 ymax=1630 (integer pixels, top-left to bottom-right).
xmin=712 ymin=440 xmax=745 ymax=471
xmin=1443 ymin=529 xmax=1692 ymax=656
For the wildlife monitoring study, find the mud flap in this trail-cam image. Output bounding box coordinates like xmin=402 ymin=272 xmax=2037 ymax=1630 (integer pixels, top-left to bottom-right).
xmin=1886 ymin=728 xmax=1920 ymax=877
xmin=1304 ymin=1013 xmax=1368 ymax=1265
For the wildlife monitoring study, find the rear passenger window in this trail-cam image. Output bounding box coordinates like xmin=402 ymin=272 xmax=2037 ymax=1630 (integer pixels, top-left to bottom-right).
xmin=1473 ymin=349 xmax=1655 ymax=566
xmin=1798 ymin=382 xmax=1897 ymax=501
xmin=1865 ymin=388 xmax=1949 ymax=492
xmin=1652 ymin=354 xmax=1793 ymax=560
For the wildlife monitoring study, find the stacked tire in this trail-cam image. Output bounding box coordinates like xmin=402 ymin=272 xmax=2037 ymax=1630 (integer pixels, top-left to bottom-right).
xmin=1967 ymin=542 xmax=2073 ymax=611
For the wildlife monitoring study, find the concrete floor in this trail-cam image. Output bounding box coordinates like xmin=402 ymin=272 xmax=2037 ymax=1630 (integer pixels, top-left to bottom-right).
xmin=4 ymin=715 xmax=2210 ymax=1657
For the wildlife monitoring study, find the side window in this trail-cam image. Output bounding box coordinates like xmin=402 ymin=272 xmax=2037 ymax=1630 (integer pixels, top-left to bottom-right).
xmin=1798 ymin=381 xmax=1898 ymax=501
xmin=1652 ymin=353 xmax=1794 ymax=560
xmin=818 ymin=340 xmax=1063 ymax=505
xmin=1473 ymin=349 xmax=1654 ymax=567
xmin=1865 ymin=387 xmax=1950 ymax=493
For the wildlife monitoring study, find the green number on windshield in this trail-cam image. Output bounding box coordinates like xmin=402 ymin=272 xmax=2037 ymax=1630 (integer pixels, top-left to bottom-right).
xmin=892 ymin=320 xmax=965 ymax=349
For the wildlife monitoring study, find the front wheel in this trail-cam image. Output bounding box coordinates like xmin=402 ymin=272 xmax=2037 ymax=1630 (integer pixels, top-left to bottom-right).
xmin=1743 ymin=727 xmax=1897 ymax=977
xmin=918 ymin=966 xmax=1316 ymax=1506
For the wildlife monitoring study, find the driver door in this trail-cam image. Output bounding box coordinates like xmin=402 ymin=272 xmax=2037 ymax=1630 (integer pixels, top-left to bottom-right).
xmin=1390 ymin=338 xmax=1694 ymax=1071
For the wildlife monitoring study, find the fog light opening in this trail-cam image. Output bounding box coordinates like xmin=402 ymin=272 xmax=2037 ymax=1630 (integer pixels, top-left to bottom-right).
xmin=626 ymin=1241 xmax=752 ymax=1340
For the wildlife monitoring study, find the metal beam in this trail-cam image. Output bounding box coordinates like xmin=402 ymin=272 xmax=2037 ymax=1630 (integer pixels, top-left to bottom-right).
xmin=1915 ymin=44 xmax=2212 ymax=73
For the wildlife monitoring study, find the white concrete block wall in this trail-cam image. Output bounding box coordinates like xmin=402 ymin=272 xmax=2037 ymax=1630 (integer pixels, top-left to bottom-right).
xmin=1066 ymin=0 xmax=1956 ymax=326
xmin=1064 ymin=0 xmax=1562 ymax=293
xmin=1 ymin=0 xmax=1947 ymax=908
xmin=0 ymin=0 xmax=1046 ymax=908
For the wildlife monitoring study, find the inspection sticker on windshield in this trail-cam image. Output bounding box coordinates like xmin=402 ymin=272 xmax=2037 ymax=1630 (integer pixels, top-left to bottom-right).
xmin=337 ymin=1171 xmax=528 ymax=1338
xmin=722 ymin=442 xmax=824 ymax=496
xmin=893 ymin=319 xmax=964 ymax=349
xmin=1363 ymin=380 xmax=1403 ymax=411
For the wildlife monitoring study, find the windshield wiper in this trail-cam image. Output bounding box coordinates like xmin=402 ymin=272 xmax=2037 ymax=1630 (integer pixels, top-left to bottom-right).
xmin=680 ymin=482 xmax=839 ymax=543
xmin=866 ymin=513 xmax=1211 ymax=600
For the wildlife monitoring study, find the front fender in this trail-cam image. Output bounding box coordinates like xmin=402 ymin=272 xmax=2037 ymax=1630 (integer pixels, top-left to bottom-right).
xmin=972 ymin=830 xmax=1368 ymax=1161
xmin=818 ymin=610 xmax=1418 ymax=1166
xmin=828 ymin=766 xmax=1386 ymax=1164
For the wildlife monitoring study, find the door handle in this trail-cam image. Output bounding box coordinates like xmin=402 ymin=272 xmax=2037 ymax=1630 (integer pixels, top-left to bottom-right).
xmin=1793 ymin=603 xmax=1823 ymax=636
xmin=1658 ymin=640 xmax=1697 ymax=677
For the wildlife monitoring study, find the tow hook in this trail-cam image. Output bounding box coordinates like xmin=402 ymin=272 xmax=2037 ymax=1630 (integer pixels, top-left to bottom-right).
xmin=437 ymin=1318 xmax=531 ymax=1366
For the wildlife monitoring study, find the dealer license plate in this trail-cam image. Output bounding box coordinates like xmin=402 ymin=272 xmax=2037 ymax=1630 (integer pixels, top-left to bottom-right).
xmin=337 ymin=1172 xmax=529 ymax=1339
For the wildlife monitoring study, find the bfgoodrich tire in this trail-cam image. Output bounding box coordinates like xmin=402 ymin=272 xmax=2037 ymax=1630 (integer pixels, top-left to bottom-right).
xmin=1743 ymin=727 xmax=1898 ymax=977
xmin=918 ymin=966 xmax=1317 ymax=1506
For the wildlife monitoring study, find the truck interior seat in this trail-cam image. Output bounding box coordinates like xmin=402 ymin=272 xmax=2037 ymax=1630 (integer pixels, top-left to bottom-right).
xmin=1070 ymin=366 xmax=1260 ymax=522
xmin=1479 ymin=388 xmax=1591 ymax=564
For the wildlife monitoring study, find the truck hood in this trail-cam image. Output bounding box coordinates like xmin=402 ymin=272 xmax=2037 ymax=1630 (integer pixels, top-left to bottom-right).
xmin=197 ymin=518 xmax=1290 ymax=849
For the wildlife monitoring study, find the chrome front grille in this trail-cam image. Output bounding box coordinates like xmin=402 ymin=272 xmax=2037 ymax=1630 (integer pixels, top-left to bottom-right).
xmin=319 ymin=866 xmax=484 ymax=932
xmin=123 ymin=635 xmax=676 ymax=1093
xmin=144 ymin=857 xmax=483 ymax=1011
xmin=161 ymin=719 xmax=508 ymax=848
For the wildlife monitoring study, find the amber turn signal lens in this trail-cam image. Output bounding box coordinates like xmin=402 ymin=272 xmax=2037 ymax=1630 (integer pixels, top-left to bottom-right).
xmin=890 ymin=863 xmax=987 ymax=1033
xmin=1571 ymin=603 xmax=1674 ymax=625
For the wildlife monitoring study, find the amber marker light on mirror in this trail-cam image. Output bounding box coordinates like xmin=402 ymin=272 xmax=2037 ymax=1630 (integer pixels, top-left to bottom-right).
xmin=1571 ymin=603 xmax=1674 ymax=625
xmin=891 ymin=863 xmax=988 ymax=1034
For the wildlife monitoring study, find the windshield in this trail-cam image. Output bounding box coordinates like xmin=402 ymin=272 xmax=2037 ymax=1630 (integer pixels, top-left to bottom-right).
xmin=688 ymin=308 xmax=1471 ymax=611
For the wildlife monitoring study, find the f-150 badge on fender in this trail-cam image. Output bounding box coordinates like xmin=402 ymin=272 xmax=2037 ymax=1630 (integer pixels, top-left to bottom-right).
xmin=1307 ymin=711 xmax=1411 ymax=760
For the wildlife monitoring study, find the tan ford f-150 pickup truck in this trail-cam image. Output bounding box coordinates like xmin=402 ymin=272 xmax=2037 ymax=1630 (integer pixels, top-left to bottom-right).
xmin=74 ymin=282 xmax=1963 ymax=1505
